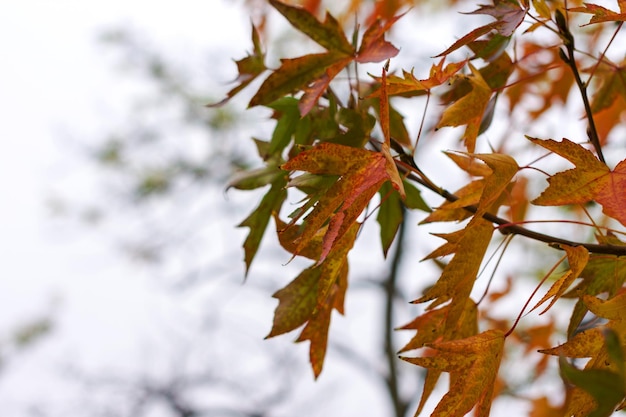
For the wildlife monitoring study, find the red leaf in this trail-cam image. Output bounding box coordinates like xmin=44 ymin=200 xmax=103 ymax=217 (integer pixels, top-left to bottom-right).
xmin=355 ymin=14 xmax=403 ymax=63
xmin=529 ymin=137 xmax=626 ymax=226
xmin=465 ymin=0 xmax=528 ymax=36
xmin=281 ymin=142 xmax=402 ymax=263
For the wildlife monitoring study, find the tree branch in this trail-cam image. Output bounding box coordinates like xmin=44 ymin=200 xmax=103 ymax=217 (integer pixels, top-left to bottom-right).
xmin=400 ymin=165 xmax=626 ymax=256
xmin=383 ymin=205 xmax=410 ymax=417
xmin=556 ymin=9 xmax=606 ymax=164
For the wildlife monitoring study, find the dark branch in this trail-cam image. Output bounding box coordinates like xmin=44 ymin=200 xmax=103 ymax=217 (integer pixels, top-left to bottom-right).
xmin=401 ymin=166 xmax=626 ymax=256
xmin=556 ymin=9 xmax=606 ymax=164
xmin=383 ymin=205 xmax=410 ymax=417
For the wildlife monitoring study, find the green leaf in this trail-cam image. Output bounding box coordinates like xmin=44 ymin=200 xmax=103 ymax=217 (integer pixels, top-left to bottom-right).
xmin=377 ymin=182 xmax=403 ymax=257
xmin=268 ymin=97 xmax=301 ymax=155
xmin=559 ymin=357 xmax=625 ymax=417
xmin=403 ymin=180 xmax=430 ymax=211
xmin=238 ymin=176 xmax=288 ymax=275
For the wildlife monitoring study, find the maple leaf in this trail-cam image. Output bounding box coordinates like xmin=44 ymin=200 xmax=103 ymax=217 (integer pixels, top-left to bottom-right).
xmin=540 ymin=292 xmax=626 ymax=416
xmin=355 ymin=14 xmax=402 ymax=63
xmin=269 ymin=0 xmax=353 ymax=54
xmin=437 ymin=0 xmax=528 ymax=57
xmin=401 ymin=330 xmax=505 ymax=417
xmin=368 ymin=58 xmax=468 ymax=98
xmin=281 ymin=142 xmax=403 ymax=264
xmin=268 ymin=217 xmax=358 ymax=377
xmin=249 ymin=1 xmax=401 ymax=116
xmin=436 ymin=64 xmax=494 ymax=153
xmin=415 ymin=154 xmax=518 ymax=331
xmin=570 ymin=1 xmax=626 ymax=25
xmin=249 ymin=52 xmax=351 ymax=110
xmin=208 ymin=24 xmax=266 ymax=107
xmin=465 ymin=0 xmax=529 ymax=36
xmin=528 ymin=137 xmax=626 ymax=226
xmin=399 ymin=300 xmax=479 ymax=415
xmin=532 ymin=244 xmax=589 ymax=314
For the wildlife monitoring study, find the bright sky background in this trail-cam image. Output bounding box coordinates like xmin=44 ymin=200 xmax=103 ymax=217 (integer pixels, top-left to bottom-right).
xmin=0 ymin=2 xmax=258 ymax=413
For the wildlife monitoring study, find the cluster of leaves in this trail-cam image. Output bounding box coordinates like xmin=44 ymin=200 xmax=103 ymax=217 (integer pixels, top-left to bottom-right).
xmin=219 ymin=0 xmax=626 ymax=415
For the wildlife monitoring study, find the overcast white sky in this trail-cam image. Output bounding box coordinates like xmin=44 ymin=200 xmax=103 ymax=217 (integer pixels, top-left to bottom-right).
xmin=0 ymin=2 xmax=259 ymax=413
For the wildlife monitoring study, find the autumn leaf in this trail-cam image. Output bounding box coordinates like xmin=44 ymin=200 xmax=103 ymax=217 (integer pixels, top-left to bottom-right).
xmin=368 ymin=57 xmax=468 ymax=98
xmin=401 ymin=330 xmax=505 ymax=417
xmin=541 ymin=293 xmax=626 ymax=416
xmin=564 ymin=239 xmax=626 ymax=337
xmin=399 ymin=300 xmax=479 ymax=415
xmin=208 ymin=23 xmax=266 ymax=107
xmin=570 ymin=1 xmax=626 ymax=25
xmin=437 ymin=64 xmax=493 ymax=152
xmin=249 ymin=52 xmax=350 ymax=109
xmin=280 ymin=142 xmax=403 ymax=264
xmin=528 ymin=137 xmax=626 ymax=226
xmin=355 ymin=14 xmax=402 ymax=63
xmin=532 ymin=244 xmax=589 ymax=314
xmin=269 ymin=0 xmax=353 ymax=54
xmin=464 ymin=0 xmax=529 ymax=36
xmin=249 ymin=1 xmax=401 ymax=116
xmin=437 ymin=0 xmax=527 ymax=57
xmin=415 ymin=154 xmax=518 ymax=331
xmin=268 ymin=218 xmax=358 ymax=378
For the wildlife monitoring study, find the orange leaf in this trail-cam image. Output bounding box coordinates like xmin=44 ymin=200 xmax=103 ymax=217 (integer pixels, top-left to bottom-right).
xmin=529 ymin=137 xmax=626 ymax=226
xmin=281 ymin=142 xmax=401 ymax=263
xmin=437 ymin=65 xmax=493 ymax=152
xmin=401 ymin=330 xmax=505 ymax=417
xmin=570 ymin=1 xmax=626 ymax=25
xmin=355 ymin=14 xmax=403 ymax=63
xmin=416 ymin=154 xmax=517 ymax=331
xmin=369 ymin=58 xmax=468 ymax=98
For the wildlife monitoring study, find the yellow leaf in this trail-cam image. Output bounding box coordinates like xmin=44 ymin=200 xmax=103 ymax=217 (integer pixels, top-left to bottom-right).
xmin=437 ymin=64 xmax=493 ymax=152
xmin=533 ymin=245 xmax=589 ymax=314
